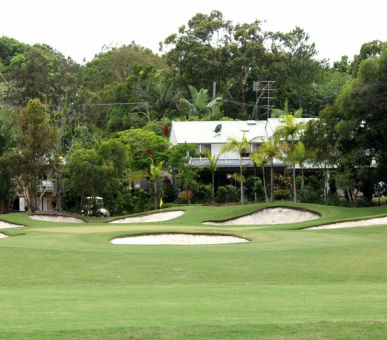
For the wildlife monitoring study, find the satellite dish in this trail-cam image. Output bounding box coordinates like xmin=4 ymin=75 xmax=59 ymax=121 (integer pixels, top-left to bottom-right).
xmin=214 ymin=124 xmax=222 ymax=133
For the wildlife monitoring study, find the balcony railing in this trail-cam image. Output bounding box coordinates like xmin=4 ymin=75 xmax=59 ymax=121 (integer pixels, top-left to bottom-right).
xmin=37 ymin=180 xmax=55 ymax=192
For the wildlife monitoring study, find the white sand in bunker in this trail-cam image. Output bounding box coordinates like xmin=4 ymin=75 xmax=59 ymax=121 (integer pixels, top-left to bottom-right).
xmin=308 ymin=216 xmax=387 ymax=230
xmin=111 ymin=233 xmax=248 ymax=245
xmin=0 ymin=220 xmax=24 ymax=228
xmin=203 ymin=207 xmax=320 ymax=225
xmin=110 ymin=211 xmax=185 ymax=224
xmin=0 ymin=232 xmax=8 ymax=238
xmin=29 ymin=215 xmax=85 ymax=223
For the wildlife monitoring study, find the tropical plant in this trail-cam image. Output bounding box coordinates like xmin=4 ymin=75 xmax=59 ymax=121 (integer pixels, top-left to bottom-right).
xmin=221 ymin=134 xmax=250 ymax=205
xmin=289 ymin=141 xmax=317 ymax=192
xmin=275 ymin=114 xmax=306 ymax=202
xmin=203 ymin=148 xmax=220 ymax=196
xmin=149 ymin=160 xmax=165 ymax=210
xmin=271 ymin=98 xmax=303 ymax=118
xmin=178 ymin=85 xmax=222 ymax=120
xmin=259 ymin=136 xmax=285 ymax=202
xmin=250 ymin=149 xmax=269 ymax=203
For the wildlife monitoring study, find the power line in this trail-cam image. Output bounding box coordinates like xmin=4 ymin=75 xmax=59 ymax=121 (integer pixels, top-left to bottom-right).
xmin=90 ymin=102 xmax=147 ymax=106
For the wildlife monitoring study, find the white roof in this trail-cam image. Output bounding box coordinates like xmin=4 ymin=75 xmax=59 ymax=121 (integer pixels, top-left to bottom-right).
xmin=170 ymin=120 xmax=269 ymax=145
xmin=170 ymin=118 xmax=316 ymax=145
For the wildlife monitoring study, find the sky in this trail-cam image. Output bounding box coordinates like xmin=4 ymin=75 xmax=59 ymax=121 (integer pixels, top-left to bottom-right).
xmin=1 ymin=0 xmax=387 ymax=65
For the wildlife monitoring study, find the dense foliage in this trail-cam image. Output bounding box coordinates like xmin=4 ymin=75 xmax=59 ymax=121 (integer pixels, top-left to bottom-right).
xmin=0 ymin=10 xmax=386 ymax=213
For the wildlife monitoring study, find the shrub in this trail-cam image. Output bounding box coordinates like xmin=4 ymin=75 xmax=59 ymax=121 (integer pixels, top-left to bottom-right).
xmin=216 ymin=185 xmax=237 ymax=203
xmin=325 ymin=192 xmax=341 ymax=206
xmin=299 ymin=185 xmax=322 ymax=204
xmin=163 ymin=186 xmax=176 ymax=203
xmin=199 ymin=184 xmax=214 ymax=203
xmin=274 ymin=189 xmax=291 ymax=201
xmin=252 ymin=177 xmax=265 ymax=201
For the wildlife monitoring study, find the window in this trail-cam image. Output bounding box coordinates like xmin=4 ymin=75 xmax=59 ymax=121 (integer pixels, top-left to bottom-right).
xmin=202 ymin=144 xmax=211 ymax=154
xmin=196 ymin=144 xmax=211 ymax=156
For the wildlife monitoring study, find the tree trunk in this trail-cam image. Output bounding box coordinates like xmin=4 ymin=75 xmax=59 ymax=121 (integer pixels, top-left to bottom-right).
xmin=292 ymin=164 xmax=297 ymax=203
xmin=254 ymin=164 xmax=257 ymax=201
xmin=270 ymin=161 xmax=274 ymax=203
xmin=153 ymin=181 xmax=158 ymax=210
xmin=212 ymin=171 xmax=215 ymax=195
xmin=262 ymin=167 xmax=269 ymax=203
xmin=240 ymin=157 xmax=245 ymax=205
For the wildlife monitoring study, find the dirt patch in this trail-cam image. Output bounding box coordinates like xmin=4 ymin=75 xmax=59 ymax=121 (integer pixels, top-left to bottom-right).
xmin=0 ymin=220 xmax=24 ymax=229
xmin=110 ymin=211 xmax=185 ymax=224
xmin=111 ymin=233 xmax=248 ymax=245
xmin=307 ymin=216 xmax=387 ymax=230
xmin=29 ymin=215 xmax=85 ymax=223
xmin=203 ymin=207 xmax=320 ymax=225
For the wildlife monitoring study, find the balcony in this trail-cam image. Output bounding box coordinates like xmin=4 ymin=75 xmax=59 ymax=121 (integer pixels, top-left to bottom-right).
xmin=37 ymin=180 xmax=55 ymax=193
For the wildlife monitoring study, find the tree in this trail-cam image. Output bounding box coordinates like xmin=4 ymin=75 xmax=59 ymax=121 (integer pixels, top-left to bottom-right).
xmin=83 ymin=43 xmax=166 ymax=93
xmin=117 ymin=129 xmax=170 ymax=171
xmin=0 ymin=107 xmax=17 ymax=213
xmin=250 ymin=149 xmax=269 ymax=203
xmin=178 ymin=85 xmax=222 ymax=119
xmin=11 ymin=99 xmax=58 ymax=212
xmin=221 ymin=134 xmax=250 ymax=205
xmin=161 ymin=10 xmax=269 ymax=116
xmin=65 ymin=139 xmax=131 ymax=212
xmin=166 ymin=143 xmax=199 ymax=205
xmin=203 ymin=148 xmax=220 ymax=196
xmin=275 ymin=114 xmax=306 ymax=202
xmin=301 ymin=43 xmax=387 ymax=205
xmin=272 ymin=27 xmax=328 ymax=109
xmin=149 ymin=160 xmax=165 ymax=210
xmin=259 ymin=137 xmax=284 ymax=202
xmin=133 ymin=79 xmax=181 ymax=121
xmin=0 ymin=36 xmax=26 ymax=66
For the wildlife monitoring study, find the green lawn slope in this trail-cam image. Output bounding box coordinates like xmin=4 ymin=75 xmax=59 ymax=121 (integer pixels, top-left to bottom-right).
xmin=1 ymin=203 xmax=387 ymax=339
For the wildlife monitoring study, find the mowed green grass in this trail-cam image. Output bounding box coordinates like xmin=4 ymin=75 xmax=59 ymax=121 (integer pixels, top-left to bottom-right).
xmin=1 ymin=203 xmax=387 ymax=339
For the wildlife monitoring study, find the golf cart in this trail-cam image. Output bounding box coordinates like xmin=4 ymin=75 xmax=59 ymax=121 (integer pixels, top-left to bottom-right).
xmin=81 ymin=197 xmax=109 ymax=217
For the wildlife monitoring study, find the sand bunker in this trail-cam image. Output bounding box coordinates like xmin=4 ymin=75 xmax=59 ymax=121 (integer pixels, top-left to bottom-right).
xmin=308 ymin=216 xmax=387 ymax=230
xmin=0 ymin=232 xmax=8 ymax=238
xmin=29 ymin=215 xmax=85 ymax=223
xmin=110 ymin=211 xmax=185 ymax=224
xmin=0 ymin=220 xmax=24 ymax=229
xmin=111 ymin=233 xmax=248 ymax=245
xmin=204 ymin=207 xmax=320 ymax=225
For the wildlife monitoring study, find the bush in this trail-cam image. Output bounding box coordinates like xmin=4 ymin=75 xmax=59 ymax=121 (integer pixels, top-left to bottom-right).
xmin=252 ymin=178 xmax=265 ymax=201
xmin=357 ymin=197 xmax=375 ymax=207
xmin=133 ymin=190 xmax=151 ymax=212
xmin=163 ymin=186 xmax=176 ymax=203
xmin=107 ymin=190 xmax=135 ymax=216
xmin=199 ymin=184 xmax=215 ymax=203
xmin=273 ymin=174 xmax=291 ymax=200
xmin=299 ymin=185 xmax=322 ymax=204
xmin=325 ymin=192 xmax=340 ymax=206
xmin=274 ymin=189 xmax=291 ymax=201
xmin=216 ymin=185 xmax=237 ymax=203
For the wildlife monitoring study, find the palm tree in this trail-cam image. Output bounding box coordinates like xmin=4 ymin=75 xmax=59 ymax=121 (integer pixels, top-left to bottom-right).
xmin=203 ymin=148 xmax=220 ymax=196
xmin=221 ymin=134 xmax=250 ymax=205
xmin=290 ymin=141 xmax=317 ymax=193
xmin=275 ymin=114 xmax=306 ymax=202
xmin=250 ymin=149 xmax=269 ymax=203
xmin=150 ymin=160 xmax=165 ymax=210
xmin=179 ymin=85 xmax=223 ymax=120
xmin=271 ymin=98 xmax=303 ymax=118
xmin=133 ymin=80 xmax=180 ymax=121
xmin=259 ymin=136 xmax=285 ymax=202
